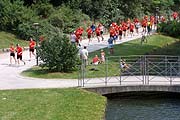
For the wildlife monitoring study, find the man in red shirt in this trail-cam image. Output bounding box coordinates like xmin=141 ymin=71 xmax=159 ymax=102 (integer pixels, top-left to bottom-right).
xmin=95 ymin=27 xmax=101 ymax=42
xmin=29 ymin=37 xmax=36 ymax=61
xmin=129 ymin=23 xmax=135 ymax=37
xmin=141 ymin=18 xmax=147 ymax=33
xmin=16 ymin=44 xmax=25 ymax=65
xmin=9 ymin=43 xmax=16 ymax=65
xmin=118 ymin=24 xmax=123 ymax=40
xmin=86 ymin=26 xmax=93 ymax=44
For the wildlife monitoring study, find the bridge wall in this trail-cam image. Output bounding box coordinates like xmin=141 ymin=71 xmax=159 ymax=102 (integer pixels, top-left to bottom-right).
xmin=84 ymin=85 xmax=180 ymax=95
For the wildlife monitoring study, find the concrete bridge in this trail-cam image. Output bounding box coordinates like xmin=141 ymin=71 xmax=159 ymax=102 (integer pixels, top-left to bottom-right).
xmin=79 ymin=55 xmax=180 ymax=95
xmin=84 ymin=85 xmax=180 ymax=95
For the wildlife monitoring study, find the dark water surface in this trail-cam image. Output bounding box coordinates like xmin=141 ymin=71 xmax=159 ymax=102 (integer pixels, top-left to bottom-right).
xmin=105 ymin=93 xmax=180 ymax=120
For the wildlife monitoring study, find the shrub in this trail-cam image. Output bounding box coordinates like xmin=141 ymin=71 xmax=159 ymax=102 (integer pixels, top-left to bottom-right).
xmin=159 ymin=21 xmax=180 ymax=38
xmin=38 ymin=31 xmax=80 ymax=72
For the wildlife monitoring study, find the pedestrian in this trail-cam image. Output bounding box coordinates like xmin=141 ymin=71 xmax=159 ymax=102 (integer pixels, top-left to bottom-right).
xmin=29 ymin=37 xmax=36 ymax=61
xmin=80 ymin=46 xmax=88 ymax=66
xmin=108 ymin=36 xmax=114 ymax=54
xmin=100 ymin=49 xmax=105 ymax=63
xmin=9 ymin=43 xmax=16 ymax=65
xmin=70 ymin=32 xmax=76 ymax=45
xmin=16 ymin=44 xmax=25 ymax=65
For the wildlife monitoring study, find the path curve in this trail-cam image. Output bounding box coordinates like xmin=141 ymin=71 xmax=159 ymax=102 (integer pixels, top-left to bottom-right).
xmin=0 ymin=33 xmax=150 ymax=90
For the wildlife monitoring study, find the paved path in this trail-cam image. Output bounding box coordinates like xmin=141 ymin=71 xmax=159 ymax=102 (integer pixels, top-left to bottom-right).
xmin=1 ymin=32 xmax=179 ymax=90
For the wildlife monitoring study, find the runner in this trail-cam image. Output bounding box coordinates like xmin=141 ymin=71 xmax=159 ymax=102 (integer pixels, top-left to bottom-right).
xmin=98 ymin=23 xmax=104 ymax=41
xmin=150 ymin=15 xmax=155 ymax=30
xmin=134 ymin=18 xmax=140 ymax=35
xmin=95 ymin=26 xmax=101 ymax=42
xmin=126 ymin=18 xmax=131 ymax=36
xmin=122 ymin=21 xmax=127 ymax=38
xmin=129 ymin=22 xmax=135 ymax=37
xmin=16 ymin=44 xmax=26 ymax=65
xmin=141 ymin=18 xmax=148 ymax=34
xmin=91 ymin=23 xmax=96 ymax=38
xmin=29 ymin=37 xmax=36 ymax=61
xmin=86 ymin=26 xmax=93 ymax=44
xmin=118 ymin=24 xmax=123 ymax=40
xmin=9 ymin=43 xmax=17 ymax=65
xmin=109 ymin=26 xmax=116 ymax=44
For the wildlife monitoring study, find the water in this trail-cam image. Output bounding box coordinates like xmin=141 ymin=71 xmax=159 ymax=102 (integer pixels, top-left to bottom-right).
xmin=105 ymin=94 xmax=180 ymax=120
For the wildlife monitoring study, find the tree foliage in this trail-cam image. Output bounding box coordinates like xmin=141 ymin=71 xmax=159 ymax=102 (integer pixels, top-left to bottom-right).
xmin=38 ymin=32 xmax=80 ymax=72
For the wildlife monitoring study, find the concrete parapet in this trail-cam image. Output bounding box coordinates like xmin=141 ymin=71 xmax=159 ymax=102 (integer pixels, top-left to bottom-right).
xmin=84 ymin=85 xmax=180 ymax=95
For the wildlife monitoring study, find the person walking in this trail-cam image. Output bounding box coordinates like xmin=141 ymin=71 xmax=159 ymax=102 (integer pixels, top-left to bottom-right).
xmin=16 ymin=44 xmax=26 ymax=65
xmin=80 ymin=46 xmax=88 ymax=66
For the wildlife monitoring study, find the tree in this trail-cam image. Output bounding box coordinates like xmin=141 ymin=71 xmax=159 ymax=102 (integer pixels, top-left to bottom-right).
xmin=38 ymin=31 xmax=80 ymax=72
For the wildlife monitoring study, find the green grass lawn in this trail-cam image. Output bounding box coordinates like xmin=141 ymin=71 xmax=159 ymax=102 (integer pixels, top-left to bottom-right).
xmin=0 ymin=31 xmax=28 ymax=49
xmin=22 ymin=34 xmax=178 ymax=79
xmin=0 ymin=88 xmax=106 ymax=120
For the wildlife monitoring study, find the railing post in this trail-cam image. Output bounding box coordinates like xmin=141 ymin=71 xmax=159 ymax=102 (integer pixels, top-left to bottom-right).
xmin=165 ymin=56 xmax=168 ymax=76
xmin=119 ymin=56 xmax=121 ymax=85
xmin=78 ymin=65 xmax=81 ymax=87
xmin=144 ymin=55 xmax=147 ymax=85
xmin=170 ymin=62 xmax=172 ymax=85
xmin=82 ymin=59 xmax=85 ymax=87
xmin=178 ymin=56 xmax=180 ymax=76
xmin=105 ymin=57 xmax=108 ymax=86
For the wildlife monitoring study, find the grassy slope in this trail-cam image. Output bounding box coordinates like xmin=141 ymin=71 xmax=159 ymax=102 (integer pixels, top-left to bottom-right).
xmin=0 ymin=88 xmax=106 ymax=120
xmin=22 ymin=34 xmax=178 ymax=79
xmin=0 ymin=31 xmax=28 ymax=49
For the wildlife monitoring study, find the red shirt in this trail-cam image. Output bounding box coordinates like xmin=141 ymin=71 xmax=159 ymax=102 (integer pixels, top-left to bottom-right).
xmin=86 ymin=28 xmax=93 ymax=35
xmin=29 ymin=40 xmax=35 ymax=49
xmin=144 ymin=15 xmax=148 ymax=21
xmin=93 ymin=56 xmax=99 ymax=63
xmin=95 ymin=27 xmax=101 ymax=34
xmin=10 ymin=46 xmax=15 ymax=53
xmin=134 ymin=18 xmax=139 ymax=23
xmin=109 ymin=27 xmax=116 ymax=36
xmin=130 ymin=23 xmax=135 ymax=30
xmin=16 ymin=46 xmax=23 ymax=55
xmin=142 ymin=19 xmax=147 ymax=27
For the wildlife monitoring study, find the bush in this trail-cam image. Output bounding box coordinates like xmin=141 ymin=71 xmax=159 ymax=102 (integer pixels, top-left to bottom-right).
xmin=159 ymin=21 xmax=180 ymax=38
xmin=38 ymin=31 xmax=80 ymax=72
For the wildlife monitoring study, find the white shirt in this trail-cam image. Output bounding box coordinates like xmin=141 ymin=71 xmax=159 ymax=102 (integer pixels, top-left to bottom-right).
xmin=70 ymin=34 xmax=76 ymax=42
xmin=81 ymin=48 xmax=88 ymax=60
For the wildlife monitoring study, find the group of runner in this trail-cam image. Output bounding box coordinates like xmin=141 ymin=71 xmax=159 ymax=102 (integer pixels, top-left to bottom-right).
xmin=9 ymin=11 xmax=179 ymax=65
xmin=72 ymin=11 xmax=179 ymax=55
xmin=9 ymin=38 xmax=36 ymax=65
xmin=72 ymin=11 xmax=179 ymax=45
